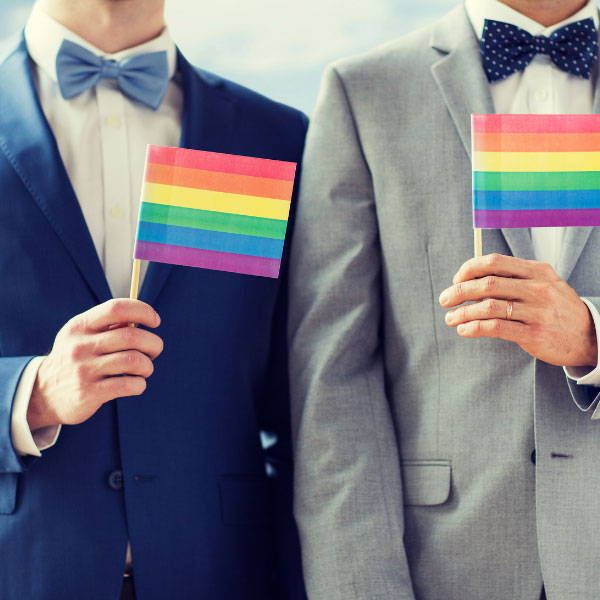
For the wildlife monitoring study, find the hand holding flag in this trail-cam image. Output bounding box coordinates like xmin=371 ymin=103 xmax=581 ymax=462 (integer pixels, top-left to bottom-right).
xmin=439 ymin=253 xmax=597 ymax=367
xmin=439 ymin=114 xmax=600 ymax=367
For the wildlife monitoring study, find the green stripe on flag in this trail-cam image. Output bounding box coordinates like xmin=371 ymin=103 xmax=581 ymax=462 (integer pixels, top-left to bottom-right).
xmin=473 ymin=171 xmax=600 ymax=191
xmin=139 ymin=202 xmax=287 ymax=240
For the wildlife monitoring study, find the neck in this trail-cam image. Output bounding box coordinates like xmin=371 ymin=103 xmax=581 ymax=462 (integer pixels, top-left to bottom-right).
xmin=36 ymin=0 xmax=166 ymax=53
xmin=499 ymin=0 xmax=589 ymax=27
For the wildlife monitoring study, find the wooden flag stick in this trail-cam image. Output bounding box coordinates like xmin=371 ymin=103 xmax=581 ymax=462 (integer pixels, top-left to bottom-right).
xmin=474 ymin=228 xmax=483 ymax=258
xmin=129 ymin=258 xmax=141 ymax=300
xmin=128 ymin=259 xmax=142 ymax=327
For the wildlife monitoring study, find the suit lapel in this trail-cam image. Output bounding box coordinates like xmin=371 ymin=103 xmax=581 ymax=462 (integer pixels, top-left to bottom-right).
xmin=555 ymin=79 xmax=600 ymax=281
xmin=429 ymin=7 xmax=534 ymax=261
xmin=0 ymin=37 xmax=112 ymax=302
xmin=139 ymin=51 xmax=237 ymax=305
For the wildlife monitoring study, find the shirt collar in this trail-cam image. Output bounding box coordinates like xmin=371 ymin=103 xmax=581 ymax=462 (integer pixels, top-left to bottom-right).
xmin=465 ymin=0 xmax=600 ymax=40
xmin=24 ymin=3 xmax=177 ymax=83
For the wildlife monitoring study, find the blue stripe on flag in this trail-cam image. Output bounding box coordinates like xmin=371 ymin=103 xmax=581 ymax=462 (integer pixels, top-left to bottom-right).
xmin=473 ymin=189 xmax=600 ymax=211
xmin=137 ymin=221 xmax=285 ymax=259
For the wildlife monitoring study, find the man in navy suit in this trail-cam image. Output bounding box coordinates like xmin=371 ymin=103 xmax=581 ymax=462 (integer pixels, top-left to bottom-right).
xmin=0 ymin=0 xmax=307 ymax=598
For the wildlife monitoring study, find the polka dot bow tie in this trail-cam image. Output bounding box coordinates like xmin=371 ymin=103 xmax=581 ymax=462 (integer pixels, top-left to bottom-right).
xmin=480 ymin=18 xmax=599 ymax=83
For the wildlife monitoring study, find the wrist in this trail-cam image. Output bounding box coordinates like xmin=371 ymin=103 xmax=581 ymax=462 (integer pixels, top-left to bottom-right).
xmin=27 ymin=362 xmax=60 ymax=431
xmin=578 ymin=305 xmax=598 ymax=368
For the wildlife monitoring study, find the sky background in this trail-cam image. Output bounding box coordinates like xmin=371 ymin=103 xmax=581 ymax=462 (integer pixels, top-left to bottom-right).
xmin=1 ymin=0 xmax=459 ymax=113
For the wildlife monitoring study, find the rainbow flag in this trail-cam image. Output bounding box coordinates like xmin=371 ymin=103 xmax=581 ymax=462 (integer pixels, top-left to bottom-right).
xmin=472 ymin=114 xmax=600 ymax=228
xmin=134 ymin=145 xmax=296 ymax=278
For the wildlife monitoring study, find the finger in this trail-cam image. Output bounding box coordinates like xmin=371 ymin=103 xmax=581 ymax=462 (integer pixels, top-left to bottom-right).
xmin=72 ymin=299 xmax=160 ymax=333
xmin=91 ymin=351 xmax=155 ymax=379
xmin=453 ymin=253 xmax=559 ymax=284
xmin=96 ymin=375 xmax=148 ymax=403
xmin=456 ymin=318 xmax=528 ymax=343
xmin=93 ymin=327 xmax=164 ymax=359
xmin=445 ymin=298 xmax=527 ymax=326
xmin=439 ymin=276 xmax=534 ymax=307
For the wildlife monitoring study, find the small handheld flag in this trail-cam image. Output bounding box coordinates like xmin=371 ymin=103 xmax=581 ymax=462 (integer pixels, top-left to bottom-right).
xmin=471 ymin=114 xmax=600 ymax=257
xmin=131 ymin=145 xmax=296 ymax=296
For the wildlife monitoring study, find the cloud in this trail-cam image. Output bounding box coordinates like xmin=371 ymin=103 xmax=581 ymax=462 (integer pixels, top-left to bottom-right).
xmin=0 ymin=0 xmax=460 ymax=111
xmin=167 ymin=0 xmax=459 ymax=73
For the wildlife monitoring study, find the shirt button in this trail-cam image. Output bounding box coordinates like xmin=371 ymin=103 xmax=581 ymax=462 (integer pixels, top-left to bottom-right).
xmin=108 ymin=470 xmax=124 ymax=490
xmin=533 ymin=89 xmax=548 ymax=102
xmin=109 ymin=205 xmax=124 ymax=219
xmin=105 ymin=115 xmax=122 ymax=129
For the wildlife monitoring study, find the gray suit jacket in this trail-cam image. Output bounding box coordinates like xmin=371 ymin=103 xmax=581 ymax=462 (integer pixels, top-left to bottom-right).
xmin=288 ymin=5 xmax=600 ymax=600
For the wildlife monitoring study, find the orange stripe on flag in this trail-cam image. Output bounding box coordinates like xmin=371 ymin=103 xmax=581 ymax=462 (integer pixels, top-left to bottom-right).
xmin=474 ymin=132 xmax=600 ymax=153
xmin=146 ymin=163 xmax=294 ymax=201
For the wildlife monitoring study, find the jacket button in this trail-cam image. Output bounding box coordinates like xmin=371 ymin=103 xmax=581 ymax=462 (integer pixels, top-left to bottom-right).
xmin=108 ymin=470 xmax=124 ymax=491
xmin=530 ymin=450 xmax=536 ymax=465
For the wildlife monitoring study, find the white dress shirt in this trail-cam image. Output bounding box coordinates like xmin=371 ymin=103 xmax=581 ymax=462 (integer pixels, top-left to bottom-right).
xmin=465 ymin=0 xmax=600 ymax=385
xmin=10 ymin=4 xmax=183 ymax=457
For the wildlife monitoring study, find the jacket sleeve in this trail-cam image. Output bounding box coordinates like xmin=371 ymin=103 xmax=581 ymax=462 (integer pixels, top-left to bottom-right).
xmin=565 ymin=296 xmax=600 ymax=417
xmin=0 ymin=356 xmax=37 ymax=513
xmin=256 ymin=111 xmax=309 ymax=600
xmin=287 ymin=65 xmax=416 ymax=599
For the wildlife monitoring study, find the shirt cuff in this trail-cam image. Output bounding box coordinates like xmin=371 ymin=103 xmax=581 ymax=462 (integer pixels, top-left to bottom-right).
xmin=564 ymin=298 xmax=600 ymax=385
xmin=10 ymin=357 xmax=61 ymax=457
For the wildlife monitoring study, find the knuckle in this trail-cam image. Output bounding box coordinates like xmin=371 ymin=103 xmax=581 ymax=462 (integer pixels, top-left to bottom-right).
xmin=109 ymin=299 xmax=129 ymax=321
xmin=454 ymin=282 xmax=464 ymax=300
xmin=125 ymin=350 xmax=141 ymax=366
xmin=537 ymin=281 xmax=553 ymax=298
xmin=484 ymin=276 xmax=497 ymax=292
xmin=69 ymin=341 xmax=87 ymax=362
xmin=456 ymin=261 xmax=471 ymax=280
xmin=485 ymin=298 xmax=498 ymax=316
xmin=486 ymin=253 xmax=501 ymax=268
xmin=74 ymin=362 xmax=88 ymax=382
xmin=491 ymin=318 xmax=503 ymax=334
xmin=538 ymin=261 xmax=555 ymax=277
xmin=529 ymin=325 xmax=543 ymax=344
xmin=121 ymin=326 xmax=139 ymax=347
xmin=66 ymin=315 xmax=85 ymax=334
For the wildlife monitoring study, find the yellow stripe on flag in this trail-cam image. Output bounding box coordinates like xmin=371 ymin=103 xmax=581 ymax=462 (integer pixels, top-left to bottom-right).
xmin=142 ymin=182 xmax=290 ymax=221
xmin=473 ymin=151 xmax=600 ymax=172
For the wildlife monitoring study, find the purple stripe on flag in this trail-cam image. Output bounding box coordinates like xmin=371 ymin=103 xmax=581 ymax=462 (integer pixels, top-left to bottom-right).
xmin=135 ymin=240 xmax=281 ymax=278
xmin=474 ymin=209 xmax=600 ymax=228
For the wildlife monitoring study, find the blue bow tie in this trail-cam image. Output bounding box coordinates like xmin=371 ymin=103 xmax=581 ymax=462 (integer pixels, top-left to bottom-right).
xmin=56 ymin=39 xmax=169 ymax=110
xmin=480 ymin=18 xmax=599 ymax=83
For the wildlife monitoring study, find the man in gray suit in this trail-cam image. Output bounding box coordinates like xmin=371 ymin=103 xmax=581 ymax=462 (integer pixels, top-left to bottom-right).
xmin=289 ymin=0 xmax=600 ymax=598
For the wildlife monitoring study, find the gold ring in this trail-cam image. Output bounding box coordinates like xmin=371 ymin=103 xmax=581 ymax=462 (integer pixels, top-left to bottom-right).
xmin=506 ymin=301 xmax=514 ymax=321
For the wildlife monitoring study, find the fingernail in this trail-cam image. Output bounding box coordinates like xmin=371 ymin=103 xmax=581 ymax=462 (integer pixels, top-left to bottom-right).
xmin=439 ymin=290 xmax=449 ymax=305
xmin=154 ymin=311 xmax=161 ymax=326
xmin=457 ymin=324 xmax=467 ymax=335
xmin=445 ymin=311 xmax=454 ymax=324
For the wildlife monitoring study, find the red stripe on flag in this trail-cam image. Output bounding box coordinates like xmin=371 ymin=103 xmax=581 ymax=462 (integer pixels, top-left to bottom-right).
xmin=472 ymin=114 xmax=600 ymax=135
xmin=147 ymin=146 xmax=296 ymax=182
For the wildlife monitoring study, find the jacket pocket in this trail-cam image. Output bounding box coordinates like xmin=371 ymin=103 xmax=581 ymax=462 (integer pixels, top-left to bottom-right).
xmin=401 ymin=459 xmax=451 ymax=507
xmin=0 ymin=473 xmax=18 ymax=514
xmin=218 ymin=474 xmax=273 ymax=526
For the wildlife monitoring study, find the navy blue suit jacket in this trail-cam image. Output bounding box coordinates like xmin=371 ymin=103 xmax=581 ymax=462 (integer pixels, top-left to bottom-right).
xmin=0 ymin=36 xmax=308 ymax=600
